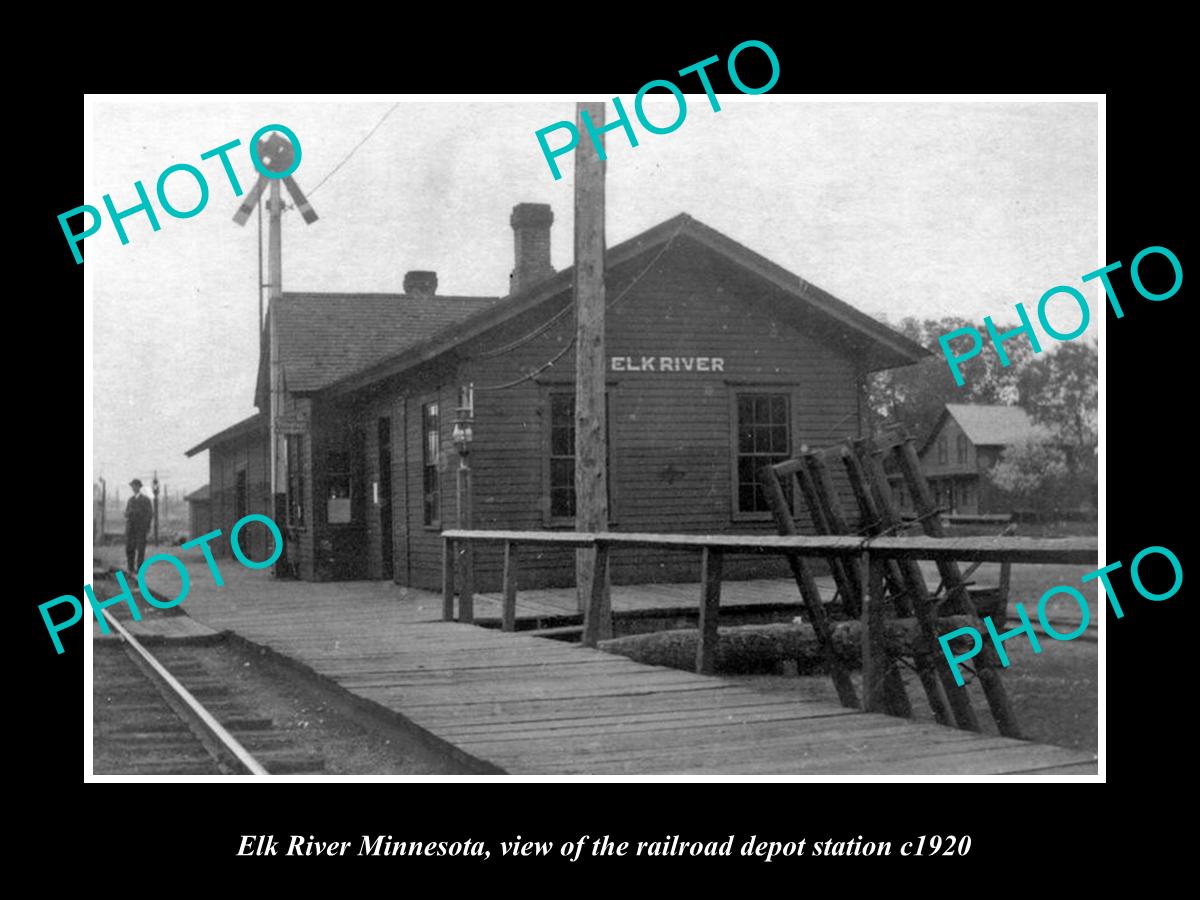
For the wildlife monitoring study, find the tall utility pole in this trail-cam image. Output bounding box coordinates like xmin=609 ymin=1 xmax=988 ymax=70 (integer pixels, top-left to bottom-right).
xmin=267 ymin=178 xmax=287 ymax=536
xmin=574 ymin=101 xmax=610 ymax=633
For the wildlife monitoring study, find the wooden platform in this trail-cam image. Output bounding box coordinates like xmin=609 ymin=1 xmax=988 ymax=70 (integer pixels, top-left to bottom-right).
xmin=98 ymin=548 xmax=1097 ymax=776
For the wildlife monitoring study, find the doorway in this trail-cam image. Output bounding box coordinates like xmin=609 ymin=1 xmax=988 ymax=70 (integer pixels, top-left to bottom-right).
xmin=378 ymin=417 xmax=394 ymax=580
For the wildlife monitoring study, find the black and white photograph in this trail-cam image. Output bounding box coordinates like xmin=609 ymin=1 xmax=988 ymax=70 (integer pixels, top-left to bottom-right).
xmin=82 ymin=94 xmax=1103 ymax=779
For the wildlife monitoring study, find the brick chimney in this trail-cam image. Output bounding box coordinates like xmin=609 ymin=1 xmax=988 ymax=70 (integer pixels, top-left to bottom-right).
xmin=404 ymin=270 xmax=438 ymax=297
xmin=509 ymin=203 xmax=554 ymax=294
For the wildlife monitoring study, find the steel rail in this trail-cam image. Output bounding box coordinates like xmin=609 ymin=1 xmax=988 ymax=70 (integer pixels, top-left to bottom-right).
xmin=100 ymin=609 xmax=269 ymax=776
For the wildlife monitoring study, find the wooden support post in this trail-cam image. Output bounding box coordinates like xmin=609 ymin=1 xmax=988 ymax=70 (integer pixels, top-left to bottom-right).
xmin=860 ymin=553 xmax=888 ymax=713
xmin=795 ymin=455 xmax=861 ymax=617
xmin=457 ymin=481 xmax=475 ymax=626
xmin=890 ymin=429 xmax=1021 ymax=738
xmin=998 ymin=561 xmax=1012 ymax=609
xmin=502 ymin=541 xmax=518 ymax=633
xmin=442 ymin=537 xmax=455 ymax=621
xmin=696 ymin=548 xmax=723 ymax=675
xmin=857 ymin=437 xmax=979 ymax=731
xmin=573 ymin=100 xmax=610 ymax=617
xmin=762 ymin=464 xmax=859 ymax=709
xmin=842 ymin=445 xmax=954 ymax=727
xmin=581 ymin=542 xmax=612 ymax=647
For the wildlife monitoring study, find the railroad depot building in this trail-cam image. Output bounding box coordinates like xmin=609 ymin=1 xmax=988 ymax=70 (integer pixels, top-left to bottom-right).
xmin=187 ymin=203 xmax=926 ymax=591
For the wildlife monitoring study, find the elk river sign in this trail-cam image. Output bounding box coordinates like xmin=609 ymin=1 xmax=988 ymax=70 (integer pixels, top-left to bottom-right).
xmin=610 ymin=356 xmax=725 ymax=373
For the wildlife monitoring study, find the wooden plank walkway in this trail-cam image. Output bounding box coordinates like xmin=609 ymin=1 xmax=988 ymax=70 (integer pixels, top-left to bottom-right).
xmin=99 ymin=548 xmax=1097 ymax=775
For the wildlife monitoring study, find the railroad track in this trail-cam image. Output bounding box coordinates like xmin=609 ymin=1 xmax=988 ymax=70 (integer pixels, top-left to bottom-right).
xmin=94 ymin=610 xmax=324 ymax=775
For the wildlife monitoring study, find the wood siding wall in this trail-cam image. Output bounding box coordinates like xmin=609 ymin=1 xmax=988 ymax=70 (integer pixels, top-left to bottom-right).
xmin=280 ymin=239 xmax=889 ymax=592
xmin=207 ymin=429 xmax=272 ymax=562
xmin=394 ymin=239 xmax=867 ymax=591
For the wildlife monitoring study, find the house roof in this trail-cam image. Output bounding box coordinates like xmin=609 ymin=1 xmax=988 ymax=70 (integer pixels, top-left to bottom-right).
xmin=185 ymin=412 xmax=267 ymax=457
xmin=255 ymin=292 xmax=499 ymax=404
xmin=325 ymin=213 xmax=929 ymax=397
xmin=184 ymin=484 xmax=210 ymax=502
xmin=921 ymin=404 xmax=1045 ymax=455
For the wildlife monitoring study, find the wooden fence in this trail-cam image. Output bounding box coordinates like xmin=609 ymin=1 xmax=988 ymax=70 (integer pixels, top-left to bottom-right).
xmin=442 ymin=529 xmax=1095 ymax=668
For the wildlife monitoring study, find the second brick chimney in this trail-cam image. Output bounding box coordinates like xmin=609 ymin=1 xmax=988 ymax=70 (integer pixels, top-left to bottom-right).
xmin=404 ymin=270 xmax=438 ymax=297
xmin=509 ymin=203 xmax=554 ymax=295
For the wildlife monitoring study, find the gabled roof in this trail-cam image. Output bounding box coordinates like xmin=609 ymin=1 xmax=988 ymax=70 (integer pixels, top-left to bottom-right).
xmin=920 ymin=404 xmax=1046 ymax=455
xmin=184 ymin=484 xmax=210 ymax=502
xmin=185 ymin=412 xmax=267 ymax=457
xmin=254 ymin=291 xmax=499 ymax=406
xmin=325 ymin=213 xmax=929 ymax=397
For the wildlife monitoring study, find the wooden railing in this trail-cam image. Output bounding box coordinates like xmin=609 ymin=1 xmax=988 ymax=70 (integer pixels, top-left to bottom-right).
xmin=441 ymin=528 xmax=1097 ymax=681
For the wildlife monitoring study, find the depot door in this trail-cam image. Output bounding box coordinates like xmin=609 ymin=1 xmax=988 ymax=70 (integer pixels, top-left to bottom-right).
xmin=378 ymin=417 xmax=394 ymax=580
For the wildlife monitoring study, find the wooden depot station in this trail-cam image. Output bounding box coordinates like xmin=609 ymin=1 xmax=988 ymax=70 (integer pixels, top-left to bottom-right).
xmin=187 ymin=203 xmax=929 ymax=592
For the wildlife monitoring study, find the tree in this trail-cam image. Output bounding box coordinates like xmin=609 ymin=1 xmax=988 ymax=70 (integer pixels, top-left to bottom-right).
xmin=1017 ymin=342 xmax=1098 ymax=509
xmin=867 ymin=315 xmax=1035 ymax=444
xmin=988 ymin=434 xmax=1070 ymax=518
xmin=1018 ymin=341 xmax=1097 ymax=451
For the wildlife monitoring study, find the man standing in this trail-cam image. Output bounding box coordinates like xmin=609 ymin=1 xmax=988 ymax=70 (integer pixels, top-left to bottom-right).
xmin=125 ymin=478 xmax=153 ymax=574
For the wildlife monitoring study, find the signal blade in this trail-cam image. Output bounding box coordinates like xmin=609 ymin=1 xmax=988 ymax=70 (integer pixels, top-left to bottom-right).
xmin=283 ymin=177 xmax=319 ymax=224
xmin=232 ymin=175 xmax=269 ymax=226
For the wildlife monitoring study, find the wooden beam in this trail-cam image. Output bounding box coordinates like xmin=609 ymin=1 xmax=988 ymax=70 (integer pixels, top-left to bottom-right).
xmin=856 ymin=437 xmax=977 ymax=730
xmin=696 ymin=548 xmax=723 ymax=675
xmin=891 ymin=429 xmax=1021 ymax=738
xmin=574 ymin=100 xmax=610 ymax=617
xmin=438 ymin=529 xmax=1097 ymax=563
xmin=442 ymin=537 xmax=455 ymax=622
xmin=762 ymin=464 xmax=859 ymax=709
xmin=860 ymin=554 xmax=891 ymax=713
xmin=502 ymin=541 xmax=518 ymax=633
xmin=843 ymin=443 xmax=954 ymax=728
xmin=581 ymin=542 xmax=612 ymax=647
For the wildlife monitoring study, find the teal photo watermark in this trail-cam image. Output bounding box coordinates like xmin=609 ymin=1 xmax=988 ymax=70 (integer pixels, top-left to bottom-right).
xmin=939 ymin=245 xmax=1182 ymax=386
xmin=59 ymin=124 xmax=304 ymax=265
xmin=43 ymin=513 xmax=283 ymax=654
xmin=938 ymin=543 xmax=1182 ymax=685
xmin=534 ymin=39 xmax=781 ymax=180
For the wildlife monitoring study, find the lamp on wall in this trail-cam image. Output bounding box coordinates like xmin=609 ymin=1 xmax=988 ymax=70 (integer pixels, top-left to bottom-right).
xmin=452 ymin=384 xmax=475 ymax=456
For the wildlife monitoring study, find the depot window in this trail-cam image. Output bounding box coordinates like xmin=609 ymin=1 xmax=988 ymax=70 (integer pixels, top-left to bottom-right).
xmin=734 ymin=392 xmax=791 ymax=516
xmin=546 ymin=391 xmax=613 ymax=524
xmin=285 ymin=434 xmax=306 ymax=527
xmin=422 ymin=401 xmax=441 ymax=528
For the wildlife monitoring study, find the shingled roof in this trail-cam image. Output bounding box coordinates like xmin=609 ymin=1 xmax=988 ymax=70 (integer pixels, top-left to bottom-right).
xmin=184 ymin=484 xmax=210 ymax=502
xmin=920 ymin=404 xmax=1047 ymax=456
xmin=254 ymin=292 xmax=499 ymax=405
xmin=324 ymin=213 xmax=930 ymax=397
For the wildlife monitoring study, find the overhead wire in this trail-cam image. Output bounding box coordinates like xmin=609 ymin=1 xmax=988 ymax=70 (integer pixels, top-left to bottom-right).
xmin=473 ymin=221 xmax=688 ymax=392
xmin=306 ymin=103 xmax=402 ymax=198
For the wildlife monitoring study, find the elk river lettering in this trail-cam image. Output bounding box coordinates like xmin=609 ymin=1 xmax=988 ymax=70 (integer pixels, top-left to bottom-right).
xmin=610 ymin=355 xmax=724 ymax=372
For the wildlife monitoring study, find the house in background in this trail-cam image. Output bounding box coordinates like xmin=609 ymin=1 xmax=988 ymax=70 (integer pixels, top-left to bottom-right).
xmin=914 ymin=403 xmax=1045 ymax=516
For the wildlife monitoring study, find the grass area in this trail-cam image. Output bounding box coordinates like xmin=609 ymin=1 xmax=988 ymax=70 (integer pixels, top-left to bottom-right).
xmin=732 ymin=559 xmax=1098 ymax=754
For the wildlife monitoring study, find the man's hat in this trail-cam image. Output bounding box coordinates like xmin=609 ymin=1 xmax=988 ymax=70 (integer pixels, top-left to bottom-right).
xmin=129 ymin=478 xmax=143 ymax=489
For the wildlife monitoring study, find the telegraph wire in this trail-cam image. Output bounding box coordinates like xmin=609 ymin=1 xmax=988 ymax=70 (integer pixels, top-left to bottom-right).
xmin=306 ymin=103 xmax=402 ymax=198
xmin=473 ymin=222 xmax=687 ymax=392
